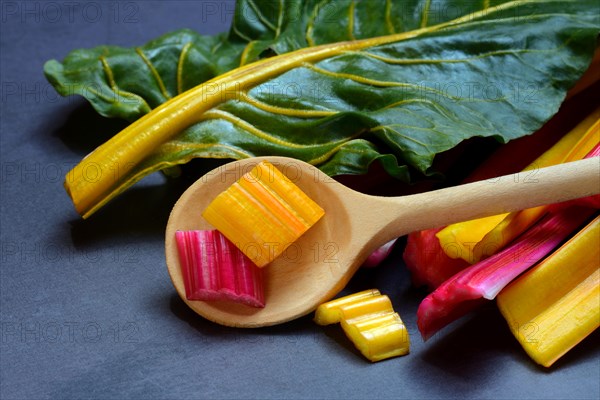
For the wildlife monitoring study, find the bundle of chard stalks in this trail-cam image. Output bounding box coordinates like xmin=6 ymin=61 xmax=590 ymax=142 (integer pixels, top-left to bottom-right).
xmin=45 ymin=0 xmax=599 ymax=366
xmin=402 ymin=94 xmax=600 ymax=367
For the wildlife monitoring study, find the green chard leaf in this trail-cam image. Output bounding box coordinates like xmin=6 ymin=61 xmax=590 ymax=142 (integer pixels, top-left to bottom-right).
xmin=45 ymin=0 xmax=599 ymax=218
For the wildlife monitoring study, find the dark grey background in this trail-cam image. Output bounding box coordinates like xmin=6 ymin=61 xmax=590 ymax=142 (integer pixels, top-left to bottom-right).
xmin=1 ymin=1 xmax=598 ymax=399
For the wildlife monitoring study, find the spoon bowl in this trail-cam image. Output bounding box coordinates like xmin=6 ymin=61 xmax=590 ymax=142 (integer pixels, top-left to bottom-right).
xmin=165 ymin=156 xmax=599 ymax=327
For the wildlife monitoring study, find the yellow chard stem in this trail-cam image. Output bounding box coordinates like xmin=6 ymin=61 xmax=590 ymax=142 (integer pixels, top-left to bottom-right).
xmin=65 ymin=37 xmax=405 ymax=218
xmin=63 ymin=2 xmax=528 ymax=218
xmin=436 ymin=107 xmax=600 ymax=263
xmin=497 ymin=215 xmax=600 ymax=367
xmin=471 ymin=110 xmax=600 ymax=260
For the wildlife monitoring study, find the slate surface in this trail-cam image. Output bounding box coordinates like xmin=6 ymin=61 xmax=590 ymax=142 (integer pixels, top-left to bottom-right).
xmin=1 ymin=1 xmax=598 ymax=399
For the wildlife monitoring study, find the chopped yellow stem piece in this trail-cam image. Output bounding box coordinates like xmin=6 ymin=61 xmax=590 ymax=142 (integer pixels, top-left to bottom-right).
xmin=202 ymin=161 xmax=324 ymax=267
xmin=342 ymin=313 xmax=410 ymax=362
xmin=333 ymin=294 xmax=393 ymax=321
xmin=315 ymin=290 xmax=410 ymax=362
xmin=497 ymin=216 xmax=600 ymax=367
xmin=437 ymin=107 xmax=600 ymax=263
xmin=314 ymin=289 xmax=381 ymax=325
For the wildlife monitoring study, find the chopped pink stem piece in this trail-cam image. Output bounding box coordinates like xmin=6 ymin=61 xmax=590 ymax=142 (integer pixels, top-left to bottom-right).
xmin=175 ymin=230 xmax=265 ymax=308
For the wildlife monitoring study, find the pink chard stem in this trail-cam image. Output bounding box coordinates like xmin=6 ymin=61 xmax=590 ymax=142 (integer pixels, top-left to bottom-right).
xmin=417 ymin=205 xmax=597 ymax=341
xmin=363 ymin=239 xmax=399 ymax=268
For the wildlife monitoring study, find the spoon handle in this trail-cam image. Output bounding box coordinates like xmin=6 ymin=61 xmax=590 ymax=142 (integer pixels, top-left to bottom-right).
xmin=378 ymin=157 xmax=599 ymax=240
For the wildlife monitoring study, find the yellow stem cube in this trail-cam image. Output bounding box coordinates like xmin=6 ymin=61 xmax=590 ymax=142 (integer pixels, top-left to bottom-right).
xmin=202 ymin=161 xmax=324 ymax=267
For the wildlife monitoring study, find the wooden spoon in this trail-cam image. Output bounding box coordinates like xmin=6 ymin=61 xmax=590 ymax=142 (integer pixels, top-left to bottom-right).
xmin=165 ymin=156 xmax=599 ymax=328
